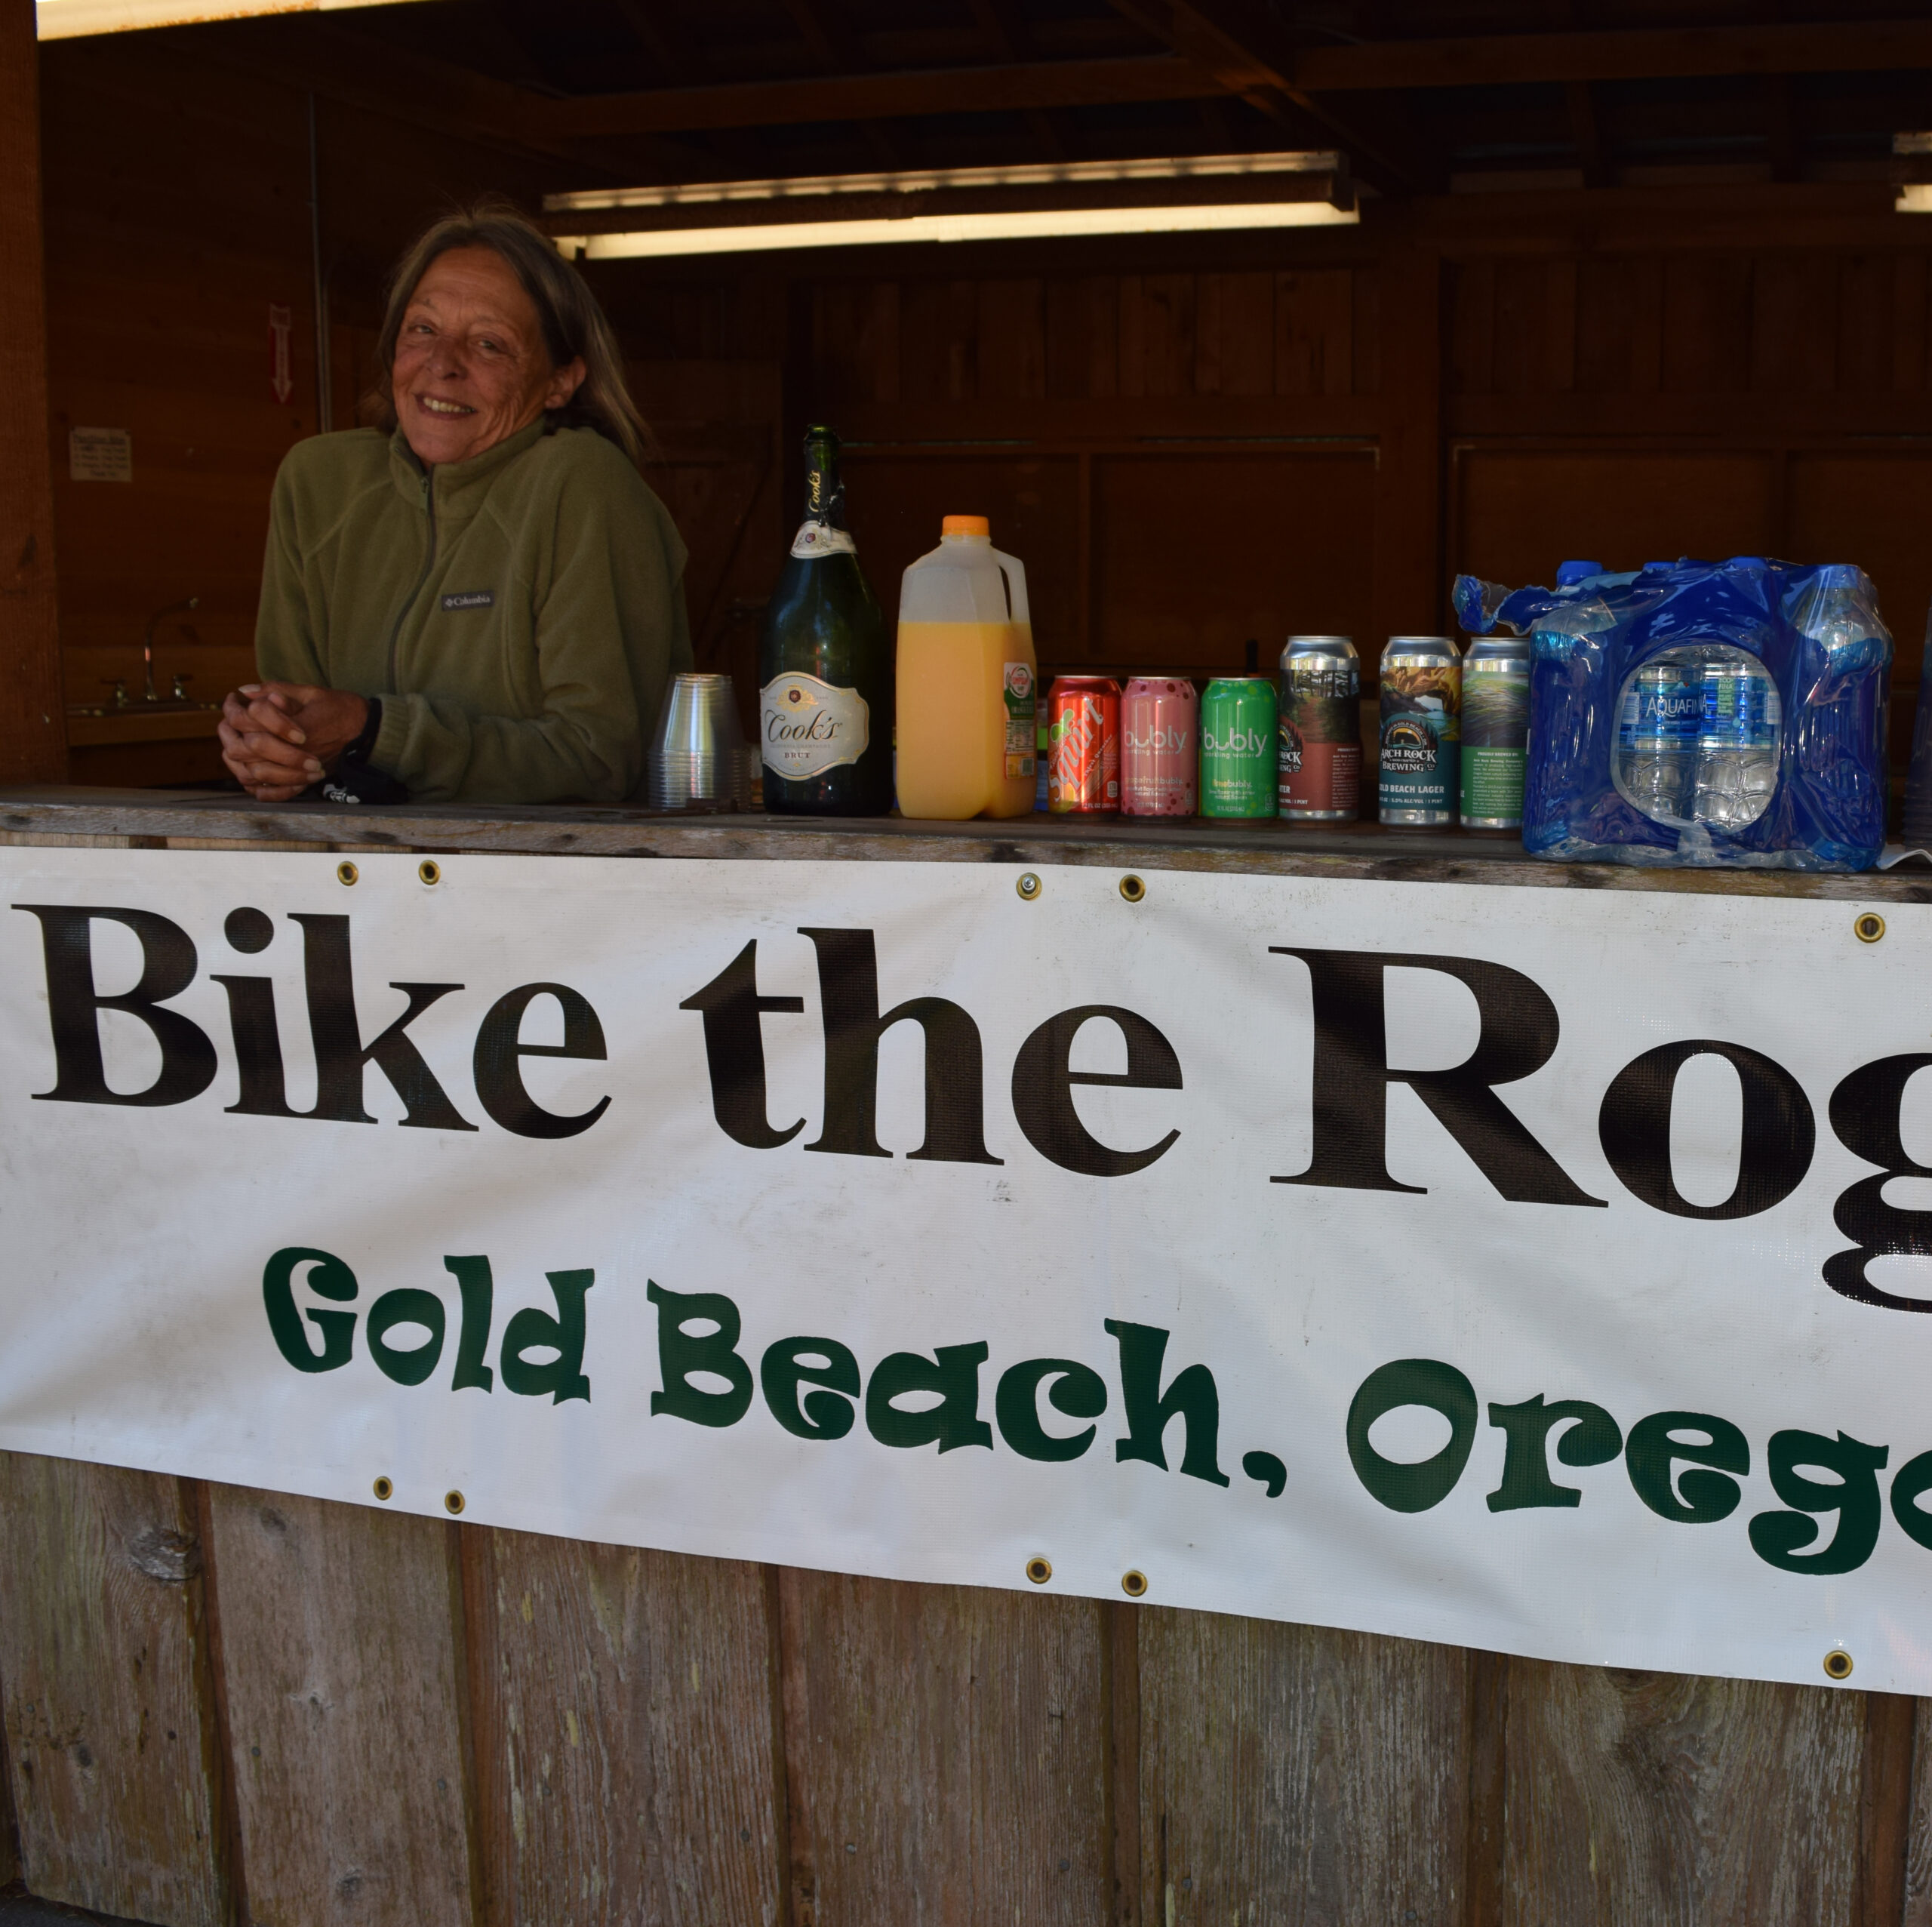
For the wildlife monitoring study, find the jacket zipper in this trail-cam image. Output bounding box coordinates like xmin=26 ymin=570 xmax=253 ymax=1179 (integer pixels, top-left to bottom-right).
xmin=385 ymin=470 xmax=438 ymax=692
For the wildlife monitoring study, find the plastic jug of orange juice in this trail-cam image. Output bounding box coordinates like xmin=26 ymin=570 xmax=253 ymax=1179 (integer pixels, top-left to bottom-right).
xmin=894 ymin=516 xmax=1037 ymax=820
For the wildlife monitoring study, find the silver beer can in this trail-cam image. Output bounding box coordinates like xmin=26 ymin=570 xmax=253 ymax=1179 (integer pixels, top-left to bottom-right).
xmin=1377 ymin=635 xmax=1461 ymax=828
xmin=1277 ymin=635 xmax=1361 ymax=821
xmin=1460 ymin=633 xmax=1531 ymax=830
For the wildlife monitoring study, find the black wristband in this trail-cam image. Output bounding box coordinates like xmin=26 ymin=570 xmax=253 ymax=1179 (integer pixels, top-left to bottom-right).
xmin=343 ymin=697 xmax=383 ymax=765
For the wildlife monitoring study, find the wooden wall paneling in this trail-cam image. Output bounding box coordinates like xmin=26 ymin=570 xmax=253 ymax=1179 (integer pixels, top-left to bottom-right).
xmin=1120 ymin=274 xmax=1198 ymax=399
xmin=467 ymin=1531 xmax=782 ymax=1927
xmin=1043 ymin=277 xmax=1118 ymax=399
xmin=1545 ymin=258 xmax=1578 ymax=392
xmin=1660 ymin=255 xmax=1752 ymax=395
xmin=814 ymin=282 xmax=901 ymax=406
xmin=1136 ymin=1612 xmax=1470 ymax=1926
xmin=976 ymin=280 xmax=1046 ymax=400
xmin=1838 ymin=255 xmax=1897 ymax=396
xmin=0 ymin=0 xmax=69 ymax=783
xmin=1491 ymin=259 xmax=1549 ymax=396
xmin=1891 ymin=254 xmax=1927 ymax=396
xmin=0 ymin=1453 xmax=227 ymax=1925
xmin=1275 ymin=269 xmax=1353 ymax=397
xmin=1092 ymin=451 xmax=1377 ymax=670
xmin=1488 ymin=1660 xmax=1873 ymax=1927
xmin=1751 ymin=254 xmax=1839 ymax=394
xmin=777 ymin=1570 xmax=1109 ymax=1927
xmin=205 ymin=1486 xmax=473 ymax=1927
xmin=1370 ymin=244 xmax=1442 ymax=647
xmin=1194 ymin=272 xmax=1272 ymax=396
xmin=1448 ymin=259 xmax=1496 ymax=395
xmin=900 ymin=279 xmax=979 ymax=404
xmin=1351 ymin=263 xmax=1382 ymax=396
xmin=1628 ymin=255 xmax=1665 ymax=394
xmin=1857 ymin=1692 xmax=1915 ymax=1927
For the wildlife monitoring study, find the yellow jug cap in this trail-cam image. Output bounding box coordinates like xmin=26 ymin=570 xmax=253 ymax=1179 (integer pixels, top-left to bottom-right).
xmin=942 ymin=514 xmax=990 ymax=537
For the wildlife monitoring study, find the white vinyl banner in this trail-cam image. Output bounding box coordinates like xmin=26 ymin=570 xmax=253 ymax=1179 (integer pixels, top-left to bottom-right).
xmin=3 ymin=847 xmax=1930 ymax=1692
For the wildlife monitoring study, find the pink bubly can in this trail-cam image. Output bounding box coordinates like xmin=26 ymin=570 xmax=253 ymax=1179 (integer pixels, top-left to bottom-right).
xmin=1121 ymin=676 xmax=1198 ymax=816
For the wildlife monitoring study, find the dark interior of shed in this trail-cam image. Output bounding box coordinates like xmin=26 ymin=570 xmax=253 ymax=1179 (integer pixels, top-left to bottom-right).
xmin=28 ymin=0 xmax=1932 ymax=794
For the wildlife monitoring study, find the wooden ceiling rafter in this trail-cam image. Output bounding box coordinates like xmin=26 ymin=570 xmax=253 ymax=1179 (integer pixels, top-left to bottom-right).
xmin=777 ymin=0 xmax=909 ymax=171
xmin=1101 ymin=0 xmax=1442 ymax=196
xmin=964 ymin=0 xmax=1075 ymax=164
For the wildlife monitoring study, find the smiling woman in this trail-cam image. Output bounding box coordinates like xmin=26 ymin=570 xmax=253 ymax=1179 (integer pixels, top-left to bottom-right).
xmin=220 ymin=201 xmax=692 ymax=806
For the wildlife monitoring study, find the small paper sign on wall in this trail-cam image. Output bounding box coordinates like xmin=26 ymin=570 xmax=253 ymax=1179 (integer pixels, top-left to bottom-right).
xmin=68 ymin=427 xmax=131 ymax=482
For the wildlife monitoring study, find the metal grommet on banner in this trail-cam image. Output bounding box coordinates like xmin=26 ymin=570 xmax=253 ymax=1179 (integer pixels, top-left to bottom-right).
xmin=1017 ymin=872 xmax=1041 ymax=901
xmin=1854 ymin=912 xmax=1885 ymax=943
xmin=1121 ymin=1568 xmax=1148 ymax=1599
xmin=444 ymin=1490 xmax=466 ymax=1516
xmin=1026 ymin=1556 xmax=1052 ymax=1585
xmin=1119 ymin=874 xmax=1146 ymax=903
xmin=419 ymin=860 xmax=441 ymax=887
xmin=372 ymin=1476 xmax=392 ymax=1502
xmin=1824 ymin=1648 xmax=1854 ymax=1681
xmin=337 ymin=860 xmax=358 ymax=887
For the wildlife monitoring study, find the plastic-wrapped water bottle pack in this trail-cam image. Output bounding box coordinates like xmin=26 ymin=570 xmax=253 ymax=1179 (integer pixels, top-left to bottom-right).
xmin=1453 ymin=556 xmax=1891 ymax=872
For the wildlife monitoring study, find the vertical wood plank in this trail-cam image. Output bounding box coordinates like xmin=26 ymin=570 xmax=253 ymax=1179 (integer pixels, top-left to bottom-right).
xmin=1856 ymin=1692 xmax=1915 ymax=1927
xmin=1629 ymin=256 xmax=1665 ymax=392
xmin=1195 ymin=271 xmax=1272 ymax=396
xmin=900 ymin=279 xmax=976 ymax=403
xmin=1133 ymin=273 xmax=1195 ymax=398
xmin=976 ymin=279 xmax=1045 ymax=400
xmin=1371 ymin=244 xmax=1443 ymax=646
xmin=205 ymin=1486 xmax=473 ymax=1927
xmin=1892 ymin=254 xmax=1926 ymax=393
xmin=1498 ymin=1659 xmax=1867 ymax=1926
xmin=0 ymin=1453 xmax=227 ymax=1925
xmin=1546 ymin=258 xmax=1579 ymax=392
xmin=1276 ymin=268 xmax=1353 ymax=396
xmin=0 ymin=0 xmax=69 ymax=783
xmin=1838 ymin=254 xmax=1894 ymax=395
xmin=812 ymin=282 xmax=900 ymax=406
xmin=1663 ymin=255 xmax=1752 ymax=393
xmin=1351 ymin=264 xmax=1382 ymax=395
xmin=1901 ymin=1698 xmax=1932 ymax=1926
xmin=1137 ymin=1613 xmax=1469 ymax=1925
xmin=780 ymin=1571 xmax=1107 ymax=1926
xmin=1447 ymin=258 xmax=1495 ymax=395
xmin=1492 ymin=259 xmax=1549 ymax=395
xmin=471 ymin=1531 xmax=781 ymax=1927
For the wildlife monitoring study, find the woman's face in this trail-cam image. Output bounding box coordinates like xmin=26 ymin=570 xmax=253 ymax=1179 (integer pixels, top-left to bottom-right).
xmin=391 ymin=246 xmax=586 ymax=466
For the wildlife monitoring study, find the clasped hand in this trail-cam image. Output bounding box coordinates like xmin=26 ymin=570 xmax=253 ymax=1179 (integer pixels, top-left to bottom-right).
xmin=219 ymin=683 xmax=371 ymax=802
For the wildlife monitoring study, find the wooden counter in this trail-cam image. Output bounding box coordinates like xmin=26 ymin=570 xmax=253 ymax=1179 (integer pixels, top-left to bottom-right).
xmin=0 ymin=785 xmax=1921 ymax=1927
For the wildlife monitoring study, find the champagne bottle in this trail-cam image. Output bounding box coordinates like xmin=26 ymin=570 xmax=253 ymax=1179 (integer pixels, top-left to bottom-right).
xmin=758 ymin=426 xmax=894 ymax=815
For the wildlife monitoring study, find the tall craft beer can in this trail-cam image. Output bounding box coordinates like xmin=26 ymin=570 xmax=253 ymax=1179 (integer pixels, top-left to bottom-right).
xmin=1278 ymin=634 xmax=1361 ymax=820
xmin=1460 ymin=632 xmax=1531 ymax=829
xmin=1377 ymin=635 xmax=1460 ymax=827
xmin=1121 ymin=676 xmax=1198 ymax=817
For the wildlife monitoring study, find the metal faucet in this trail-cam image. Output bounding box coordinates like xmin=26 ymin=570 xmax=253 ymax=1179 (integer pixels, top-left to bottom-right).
xmin=142 ymin=596 xmax=199 ymax=705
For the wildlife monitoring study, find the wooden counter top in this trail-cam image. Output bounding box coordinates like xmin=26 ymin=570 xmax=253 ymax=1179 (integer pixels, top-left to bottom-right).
xmin=0 ymin=783 xmax=1924 ymax=901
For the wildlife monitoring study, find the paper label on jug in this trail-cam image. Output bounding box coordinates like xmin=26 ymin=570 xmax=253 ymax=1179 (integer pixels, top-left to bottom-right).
xmin=1003 ymin=663 xmax=1036 ymax=778
xmin=789 ymin=520 xmax=858 ymax=560
xmin=761 ymin=672 xmax=869 ymax=778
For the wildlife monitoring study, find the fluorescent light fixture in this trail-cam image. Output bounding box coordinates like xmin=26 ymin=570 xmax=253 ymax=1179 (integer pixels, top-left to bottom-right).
xmin=1894 ymin=134 xmax=1932 ymax=211
xmin=37 ymin=0 xmax=423 ymax=38
xmin=556 ymin=200 xmax=1356 ymax=260
xmin=545 ymin=151 xmax=1356 ymax=260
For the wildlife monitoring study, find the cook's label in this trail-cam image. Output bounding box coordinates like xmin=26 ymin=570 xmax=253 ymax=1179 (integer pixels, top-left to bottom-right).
xmin=1003 ymin=663 xmax=1036 ymax=779
xmin=761 ymin=672 xmax=869 ymax=778
xmin=789 ymin=520 xmax=859 ymax=561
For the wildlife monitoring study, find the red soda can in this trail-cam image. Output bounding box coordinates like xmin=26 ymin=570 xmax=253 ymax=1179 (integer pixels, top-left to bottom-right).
xmin=1047 ymin=676 xmax=1121 ymax=814
xmin=1121 ymin=676 xmax=1198 ymax=817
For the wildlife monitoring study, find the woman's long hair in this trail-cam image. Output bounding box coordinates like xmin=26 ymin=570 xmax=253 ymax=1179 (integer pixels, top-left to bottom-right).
xmin=365 ymin=199 xmax=649 ymax=469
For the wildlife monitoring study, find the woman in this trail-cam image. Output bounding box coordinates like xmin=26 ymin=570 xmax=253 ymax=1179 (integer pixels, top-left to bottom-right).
xmin=221 ymin=201 xmax=691 ymax=804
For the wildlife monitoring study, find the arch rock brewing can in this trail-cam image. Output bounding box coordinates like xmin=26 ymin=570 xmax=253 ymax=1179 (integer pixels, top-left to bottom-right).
xmin=1199 ymin=676 xmax=1278 ymax=819
xmin=1378 ymin=636 xmax=1460 ymax=827
xmin=1121 ymin=676 xmax=1198 ymax=816
xmin=1278 ymin=635 xmax=1361 ymax=820
xmin=1047 ymin=675 xmax=1121 ymax=813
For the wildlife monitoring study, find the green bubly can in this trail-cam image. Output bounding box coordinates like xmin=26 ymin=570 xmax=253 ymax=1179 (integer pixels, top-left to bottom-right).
xmin=1460 ymin=633 xmax=1530 ymax=829
xmin=1199 ymin=676 xmax=1278 ymax=818
xmin=1378 ymin=635 xmax=1460 ymax=827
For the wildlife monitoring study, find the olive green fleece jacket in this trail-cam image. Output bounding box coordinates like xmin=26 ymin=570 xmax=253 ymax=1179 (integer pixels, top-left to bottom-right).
xmin=254 ymin=419 xmax=692 ymax=803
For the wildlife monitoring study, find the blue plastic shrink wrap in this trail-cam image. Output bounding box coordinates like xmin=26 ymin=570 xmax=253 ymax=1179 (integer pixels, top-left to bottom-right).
xmin=1452 ymin=556 xmax=1890 ymax=872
